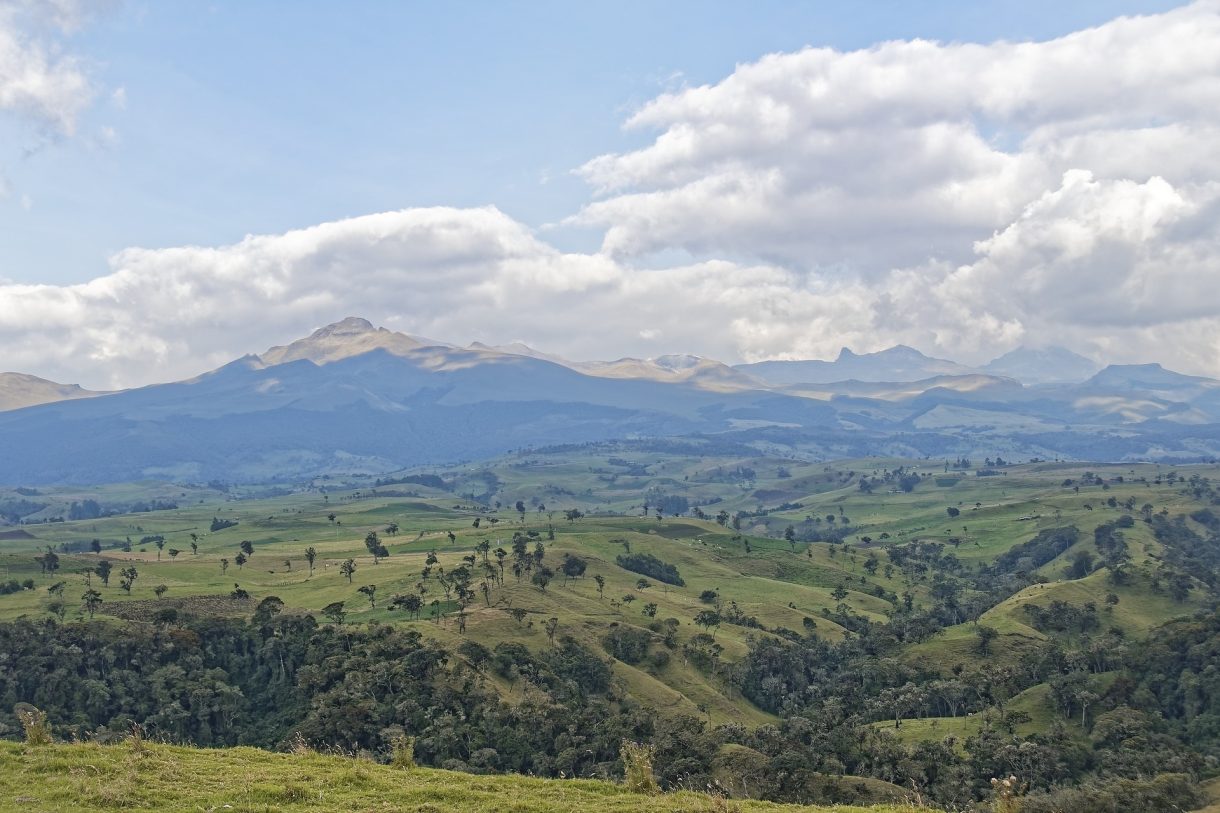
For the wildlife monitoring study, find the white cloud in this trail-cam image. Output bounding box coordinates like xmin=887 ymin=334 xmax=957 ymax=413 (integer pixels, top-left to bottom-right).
xmin=572 ymin=1 xmax=1220 ymax=274
xmin=7 ymin=3 xmax=1220 ymax=388
xmin=0 ymin=1 xmax=94 ymax=135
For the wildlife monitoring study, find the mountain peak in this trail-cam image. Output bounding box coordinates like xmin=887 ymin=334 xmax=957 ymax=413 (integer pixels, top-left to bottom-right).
xmin=310 ymin=316 xmax=377 ymax=338
xmin=983 ymin=345 xmax=1100 ymax=385
xmin=260 ymin=318 xmax=424 ymax=367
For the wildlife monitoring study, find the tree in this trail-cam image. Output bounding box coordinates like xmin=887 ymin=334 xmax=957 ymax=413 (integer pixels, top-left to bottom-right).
xmin=240 ymin=540 xmax=255 ymax=557
xmin=642 ymin=602 xmax=657 ymax=618
xmin=81 ymin=588 xmax=102 ymax=619
xmin=560 ymin=554 xmax=586 ymax=585
xmin=694 ymin=610 xmax=721 ymax=638
xmin=340 ymin=559 xmax=356 ymax=583
xmin=154 ymin=584 xmax=168 ymax=598
xmin=322 ymin=601 xmax=346 ymax=625
xmin=118 ymin=566 xmax=138 ymax=594
xmin=365 ymin=531 xmax=388 ymax=564
xmin=305 ymin=546 xmax=317 ymax=576
xmin=168 ymin=548 xmax=180 ymax=560
xmin=90 ymin=539 xmax=102 ymax=554
xmin=95 ymin=560 xmax=112 ymax=587
xmin=47 ymin=599 xmax=67 ymax=622
xmin=385 ymin=523 xmax=399 ymax=536
xmin=35 ymin=548 xmax=59 ymax=575
xmin=594 ymin=574 xmax=606 ymax=600
xmin=784 ymin=525 xmax=796 ymax=551
xmin=531 ymin=566 xmax=554 ymax=592
xmin=254 ymin=596 xmax=284 ymax=623
xmin=358 ymin=584 xmax=377 ymax=608
xmin=544 ymin=617 xmax=559 ymax=646
xmin=220 ymin=558 xmax=230 ymax=574
xmin=947 ymin=506 xmax=961 ymax=518
xmin=392 ymin=592 xmax=423 ymax=620
xmin=155 ymin=537 xmax=166 ymax=560
xmin=516 ymin=500 xmax=526 ymax=521
xmin=190 ymin=541 xmax=198 ymax=556
xmin=975 ymin=625 xmax=999 ymax=655
xmin=234 ymin=552 xmax=248 ymax=570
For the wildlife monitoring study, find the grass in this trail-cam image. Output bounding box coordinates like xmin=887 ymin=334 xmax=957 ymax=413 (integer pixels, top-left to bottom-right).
xmin=2 ymin=453 xmax=1217 ymax=735
xmin=0 ymin=740 xmax=928 ymax=813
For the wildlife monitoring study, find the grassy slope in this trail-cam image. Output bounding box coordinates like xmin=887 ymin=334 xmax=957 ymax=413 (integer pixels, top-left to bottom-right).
xmin=1 ymin=454 xmax=1216 ymax=738
xmin=0 ymin=741 xmax=923 ymax=813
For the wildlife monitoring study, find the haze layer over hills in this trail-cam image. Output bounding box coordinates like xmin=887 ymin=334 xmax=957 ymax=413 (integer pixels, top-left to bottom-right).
xmin=0 ymin=318 xmax=1215 ymax=483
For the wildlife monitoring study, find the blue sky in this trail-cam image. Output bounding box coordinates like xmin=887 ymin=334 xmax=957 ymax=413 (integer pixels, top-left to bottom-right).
xmin=4 ymin=0 xmax=1220 ymax=388
xmin=1 ymin=0 xmax=1186 ymax=285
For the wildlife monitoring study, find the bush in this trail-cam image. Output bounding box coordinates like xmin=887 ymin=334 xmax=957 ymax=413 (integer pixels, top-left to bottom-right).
xmin=620 ymin=740 xmax=659 ymax=795
xmin=17 ymin=704 xmax=52 ymax=745
xmin=615 ymin=553 xmax=684 ymax=586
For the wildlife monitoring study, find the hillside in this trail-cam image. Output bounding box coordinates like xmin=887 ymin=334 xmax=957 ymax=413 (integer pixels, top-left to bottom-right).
xmin=1 ymin=453 xmax=1217 ymax=809
xmin=0 ymin=741 xmax=917 ymax=813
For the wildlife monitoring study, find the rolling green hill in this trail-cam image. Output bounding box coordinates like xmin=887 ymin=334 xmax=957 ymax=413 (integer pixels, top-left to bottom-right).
xmin=1 ymin=450 xmax=1217 ymax=809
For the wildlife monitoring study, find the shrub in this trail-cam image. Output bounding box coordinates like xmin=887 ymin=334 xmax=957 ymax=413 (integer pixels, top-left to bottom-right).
xmin=620 ymin=740 xmax=659 ymax=795
xmin=16 ymin=704 xmax=52 ymax=745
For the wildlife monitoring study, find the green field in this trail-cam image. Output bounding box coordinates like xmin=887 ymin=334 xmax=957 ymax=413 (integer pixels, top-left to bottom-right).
xmin=2 ymin=450 xmax=1215 ymax=742
xmin=0 ymin=741 xmax=925 ymax=813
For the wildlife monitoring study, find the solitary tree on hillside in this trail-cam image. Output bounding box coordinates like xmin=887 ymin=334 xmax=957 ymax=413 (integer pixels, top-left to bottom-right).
xmin=544 ymin=617 xmax=559 ymax=646
xmin=594 ymin=574 xmax=606 ymax=600
xmin=340 ymin=558 xmax=356 ymax=583
xmin=234 ymin=552 xmax=247 ymax=570
xmin=305 ymin=546 xmax=317 ymax=575
xmin=168 ymin=549 xmax=180 ymax=561
xmin=322 ymin=601 xmax=346 ymax=625
xmin=220 ymin=558 xmax=229 ymax=574
xmin=95 ymin=560 xmax=112 ymax=586
xmin=90 ymin=539 xmax=102 ymax=554
xmin=240 ymin=540 xmax=255 ymax=557
xmin=82 ymin=588 xmax=103 ymax=619
xmin=118 ymin=566 xmax=138 ymax=594
xmin=531 ymin=565 xmax=554 ymax=592
xmin=155 ymin=538 xmax=165 ymax=560
xmin=154 ymin=584 xmax=168 ymax=598
xmin=694 ymin=609 xmax=721 ymax=638
xmin=358 ymin=584 xmax=377 ymax=608
xmin=365 ymin=531 xmax=388 ymax=564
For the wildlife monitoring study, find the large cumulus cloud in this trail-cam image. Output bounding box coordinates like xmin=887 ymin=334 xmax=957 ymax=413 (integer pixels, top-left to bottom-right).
xmin=573 ymin=1 xmax=1220 ymax=272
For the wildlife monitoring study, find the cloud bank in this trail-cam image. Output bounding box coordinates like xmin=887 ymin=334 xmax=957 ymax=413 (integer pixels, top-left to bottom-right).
xmin=4 ymin=1 xmax=1220 ymax=388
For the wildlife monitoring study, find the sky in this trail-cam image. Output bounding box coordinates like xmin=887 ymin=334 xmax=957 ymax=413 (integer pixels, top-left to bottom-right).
xmin=2 ymin=0 xmax=1219 ymax=389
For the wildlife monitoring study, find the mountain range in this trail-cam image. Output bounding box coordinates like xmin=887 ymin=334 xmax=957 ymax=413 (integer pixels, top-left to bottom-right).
xmin=1 ymin=317 xmax=1217 ymax=484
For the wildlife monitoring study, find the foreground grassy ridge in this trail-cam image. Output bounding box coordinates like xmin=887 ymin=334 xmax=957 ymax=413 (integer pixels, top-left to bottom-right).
xmin=0 ymin=741 xmax=923 ymax=813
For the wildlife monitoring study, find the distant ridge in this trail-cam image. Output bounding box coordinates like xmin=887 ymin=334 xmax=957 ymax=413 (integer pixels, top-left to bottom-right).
xmin=735 ymin=345 xmax=974 ymax=386
xmin=2 ymin=318 xmax=1220 ymax=482
xmin=0 ymin=372 xmax=102 ymax=412
xmin=982 ymin=346 xmax=1100 ymax=385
